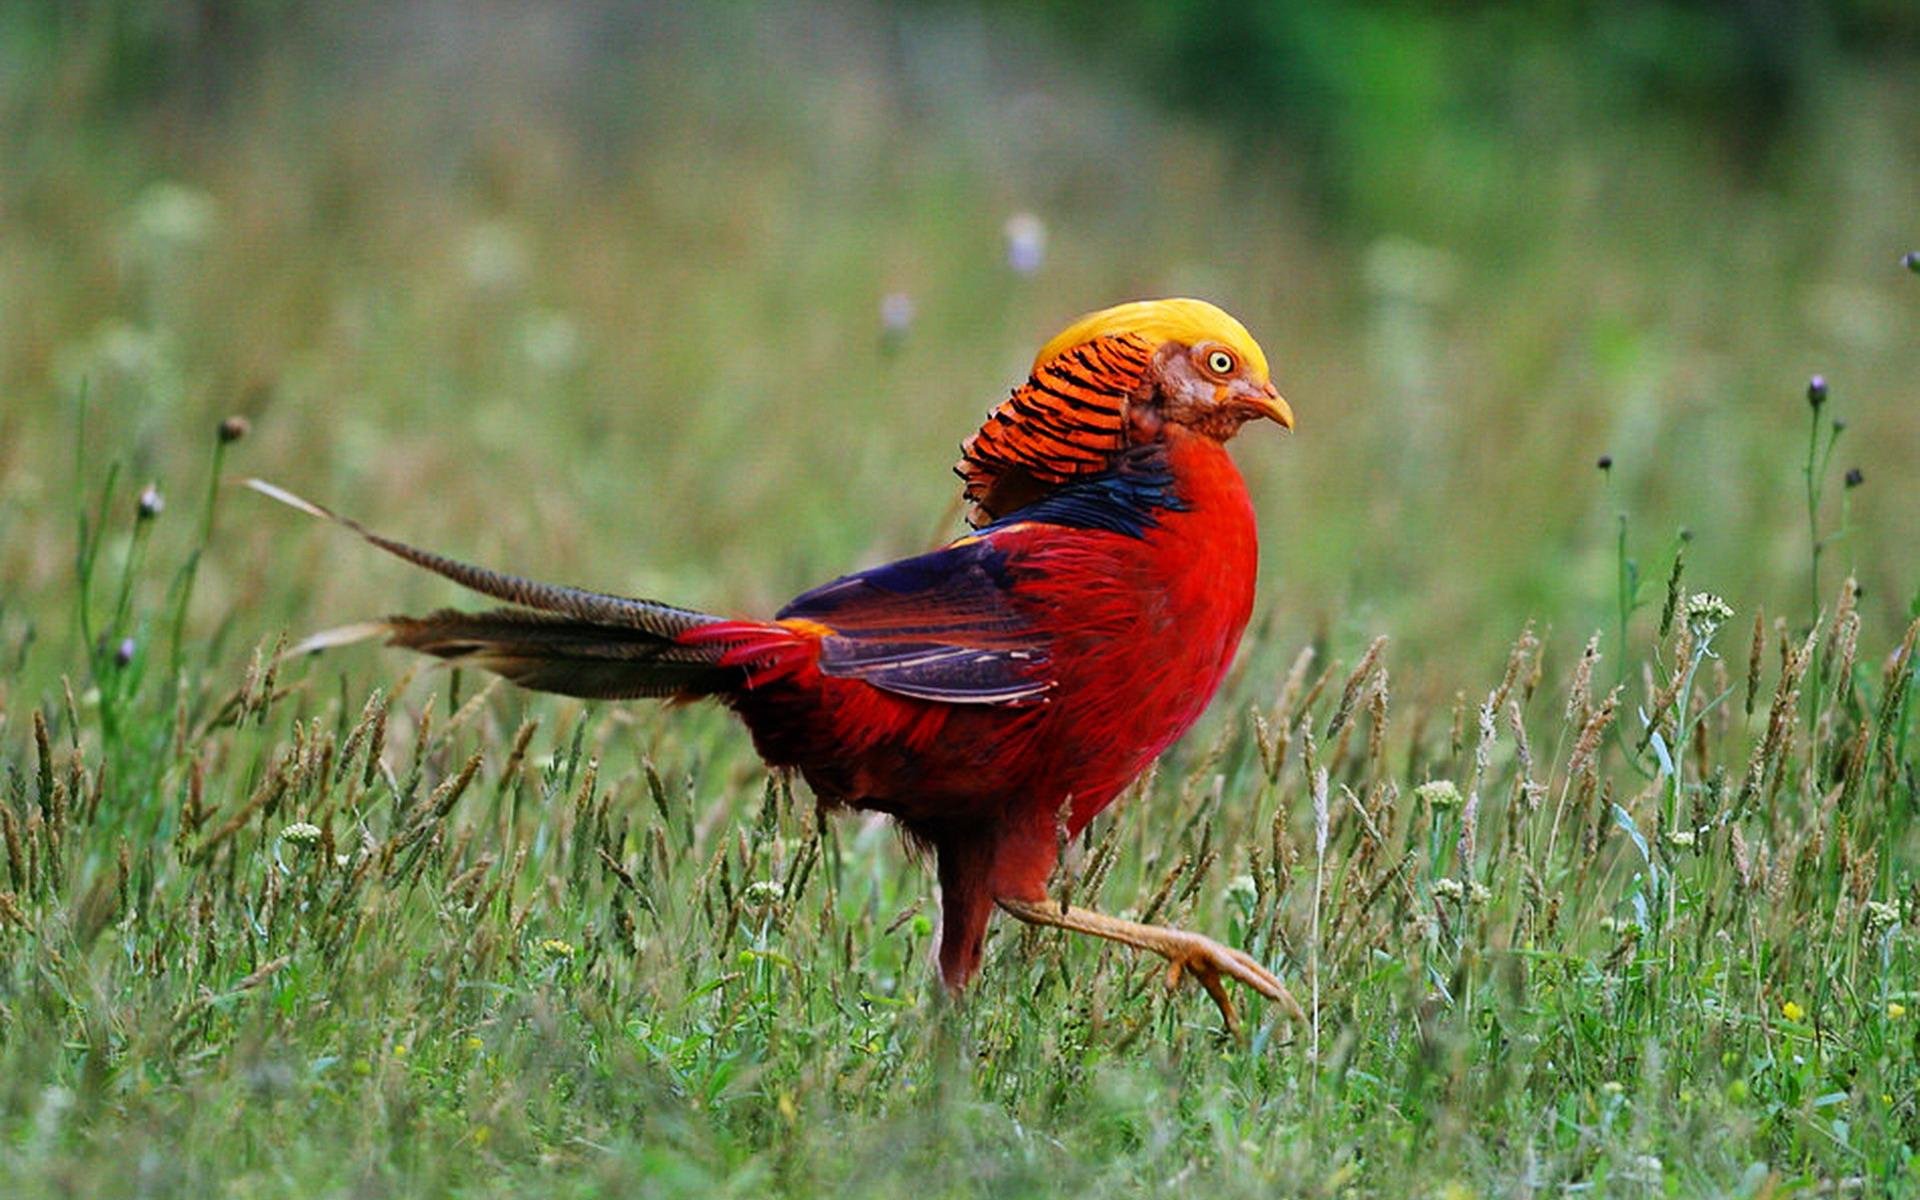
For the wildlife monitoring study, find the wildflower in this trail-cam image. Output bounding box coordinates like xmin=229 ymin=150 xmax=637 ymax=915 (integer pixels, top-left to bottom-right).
xmin=137 ymin=484 xmax=164 ymax=520
xmin=1467 ymin=882 xmax=1491 ymax=906
xmin=219 ymin=415 xmax=250 ymax=444
xmin=1432 ymin=878 xmax=1464 ymax=902
xmin=1781 ymin=999 xmax=1806 ymax=1022
xmin=879 ymin=292 xmax=915 ymax=339
xmin=1665 ymin=828 xmax=1697 ymax=849
xmin=540 ymin=938 xmax=576 ymax=960
xmin=1807 ymin=375 xmax=1828 ymax=408
xmin=1863 ymin=900 xmax=1899 ymax=935
xmin=1596 ymin=454 xmax=1613 ymax=471
xmin=1889 ymin=1003 xmax=1907 ymax=1020
xmin=1415 ymin=780 xmax=1461 ymax=810
xmin=279 ymin=822 xmax=322 ymax=849
xmin=465 ymin=1036 xmax=485 ymax=1052
xmin=1599 ymin=916 xmax=1641 ymax=938
xmin=742 ymin=880 xmax=784 ymax=910
xmin=1003 ymin=212 xmax=1046 ymax=275
xmin=462 ymin=220 xmax=529 ymax=291
xmin=1844 ymin=467 xmax=1864 ymax=489
xmin=114 ymin=638 xmax=136 ymax=668
xmin=1683 ymin=592 xmax=1734 ymax=643
xmin=129 ymin=181 xmax=217 ymax=250
xmin=1223 ymin=874 xmax=1257 ymax=909
xmin=1600 ymin=1080 xmax=1624 ymax=1096
xmin=1904 ymin=250 xmax=1920 ymax=274
xmin=516 ymin=310 xmax=582 ymax=374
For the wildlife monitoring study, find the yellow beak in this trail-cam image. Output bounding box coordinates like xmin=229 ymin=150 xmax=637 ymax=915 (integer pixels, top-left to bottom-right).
xmin=1250 ymin=381 xmax=1294 ymax=430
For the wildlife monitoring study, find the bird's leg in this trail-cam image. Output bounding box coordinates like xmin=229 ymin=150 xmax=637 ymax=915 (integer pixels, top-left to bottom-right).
xmin=997 ymin=897 xmax=1304 ymax=1034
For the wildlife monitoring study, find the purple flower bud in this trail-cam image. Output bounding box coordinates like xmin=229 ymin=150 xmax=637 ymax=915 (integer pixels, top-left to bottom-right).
xmin=1003 ymin=213 xmax=1046 ymax=277
xmin=1596 ymin=454 xmax=1613 ymax=471
xmin=137 ymin=484 xmax=164 ymax=520
xmin=115 ymin=637 xmax=136 ymax=667
xmin=1806 ymin=376 xmax=1827 ymax=408
xmin=1844 ymin=467 xmax=1864 ymax=489
xmin=879 ymin=292 xmax=915 ymax=337
xmin=1903 ymin=251 xmax=1920 ymax=274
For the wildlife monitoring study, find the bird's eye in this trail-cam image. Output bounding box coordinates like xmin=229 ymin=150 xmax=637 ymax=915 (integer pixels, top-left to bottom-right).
xmin=1205 ymin=350 xmax=1236 ymax=376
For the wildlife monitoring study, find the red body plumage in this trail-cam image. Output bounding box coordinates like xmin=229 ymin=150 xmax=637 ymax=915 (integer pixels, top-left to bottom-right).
xmin=684 ymin=428 xmax=1258 ymax=985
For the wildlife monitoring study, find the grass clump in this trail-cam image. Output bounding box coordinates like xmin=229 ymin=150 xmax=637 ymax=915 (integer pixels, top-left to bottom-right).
xmin=1 ymin=404 xmax=1917 ymax=1197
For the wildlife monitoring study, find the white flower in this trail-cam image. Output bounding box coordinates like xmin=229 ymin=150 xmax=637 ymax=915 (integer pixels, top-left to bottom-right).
xmin=1432 ymin=878 xmax=1464 ymax=902
xmin=1684 ymin=592 xmax=1734 ymax=642
xmin=1665 ymin=829 xmax=1697 ymax=849
xmin=742 ymin=880 xmax=784 ymax=910
xmin=1864 ymin=901 xmax=1900 ymax=935
xmin=279 ymin=822 xmax=322 ymax=849
xmin=1415 ymin=780 xmax=1462 ymax=811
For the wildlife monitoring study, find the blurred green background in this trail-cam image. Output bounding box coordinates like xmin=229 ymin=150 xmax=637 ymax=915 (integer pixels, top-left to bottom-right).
xmin=2 ymin=0 xmax=1917 ymax=691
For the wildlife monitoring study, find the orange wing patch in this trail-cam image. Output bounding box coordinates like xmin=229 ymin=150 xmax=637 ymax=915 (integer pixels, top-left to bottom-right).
xmin=955 ymin=331 xmax=1154 ymax=527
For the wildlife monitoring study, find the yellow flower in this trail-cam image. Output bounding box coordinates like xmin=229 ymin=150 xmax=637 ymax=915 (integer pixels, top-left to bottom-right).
xmin=1781 ymin=1000 xmax=1805 ymax=1022
xmin=1889 ymin=1003 xmax=1907 ymax=1020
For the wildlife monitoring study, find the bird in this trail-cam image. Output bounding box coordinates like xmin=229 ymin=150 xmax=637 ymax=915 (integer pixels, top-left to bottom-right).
xmin=252 ymin=297 xmax=1301 ymax=1032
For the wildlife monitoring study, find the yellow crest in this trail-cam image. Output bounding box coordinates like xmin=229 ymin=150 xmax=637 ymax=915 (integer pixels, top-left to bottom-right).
xmin=1031 ymin=298 xmax=1270 ymax=382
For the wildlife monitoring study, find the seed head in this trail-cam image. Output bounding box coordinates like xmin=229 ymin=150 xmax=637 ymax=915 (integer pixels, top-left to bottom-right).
xmin=219 ymin=415 xmax=250 ymax=444
xmin=1806 ymin=376 xmax=1828 ymax=408
xmin=137 ymin=485 xmax=164 ymax=520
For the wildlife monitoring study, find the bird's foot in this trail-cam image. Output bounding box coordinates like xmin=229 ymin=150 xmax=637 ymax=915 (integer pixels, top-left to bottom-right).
xmin=996 ymin=897 xmax=1304 ymax=1037
xmin=1153 ymin=927 xmax=1304 ymax=1035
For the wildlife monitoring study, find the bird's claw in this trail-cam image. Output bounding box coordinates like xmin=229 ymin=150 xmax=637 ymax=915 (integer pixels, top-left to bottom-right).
xmin=1157 ymin=930 xmax=1305 ymax=1035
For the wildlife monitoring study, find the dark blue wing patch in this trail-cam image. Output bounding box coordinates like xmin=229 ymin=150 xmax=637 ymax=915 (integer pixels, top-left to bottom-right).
xmin=779 ymin=540 xmax=1051 ymax=705
xmin=980 ymin=444 xmax=1187 ymax=539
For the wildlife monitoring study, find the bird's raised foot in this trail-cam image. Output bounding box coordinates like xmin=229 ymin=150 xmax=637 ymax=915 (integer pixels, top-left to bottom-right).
xmin=1153 ymin=928 xmax=1305 ymax=1036
xmin=996 ymin=896 xmax=1304 ymax=1037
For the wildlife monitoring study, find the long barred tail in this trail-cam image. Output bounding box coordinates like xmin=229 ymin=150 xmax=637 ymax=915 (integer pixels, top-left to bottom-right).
xmin=248 ymin=480 xmax=759 ymax=701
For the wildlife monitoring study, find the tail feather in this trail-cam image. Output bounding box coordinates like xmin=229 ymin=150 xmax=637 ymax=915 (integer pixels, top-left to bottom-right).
xmin=246 ymin=479 xmax=719 ymax=638
xmin=251 ymin=479 xmax=752 ymax=700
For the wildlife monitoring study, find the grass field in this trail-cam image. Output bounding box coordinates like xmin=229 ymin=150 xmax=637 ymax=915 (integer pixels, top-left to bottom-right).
xmin=4 ymin=4 xmax=1920 ymax=1195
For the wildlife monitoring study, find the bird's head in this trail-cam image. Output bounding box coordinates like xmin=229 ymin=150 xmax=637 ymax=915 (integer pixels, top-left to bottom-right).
xmin=957 ymin=297 xmax=1289 ymax=524
xmin=1030 ymin=297 xmax=1293 ymax=440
